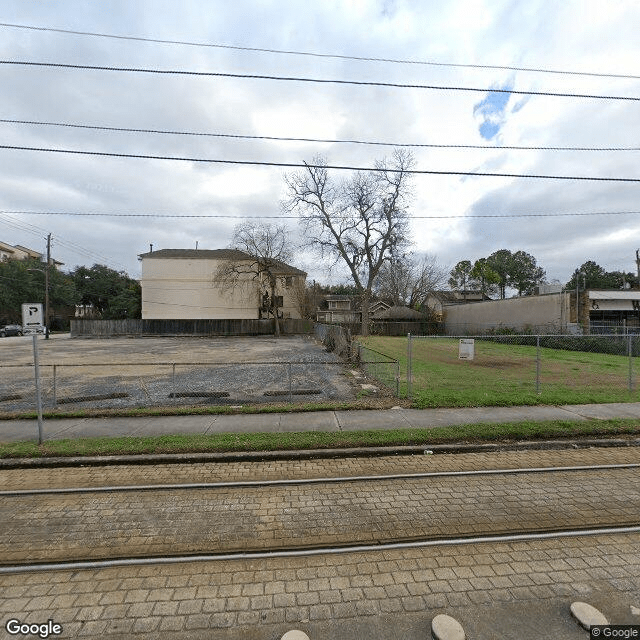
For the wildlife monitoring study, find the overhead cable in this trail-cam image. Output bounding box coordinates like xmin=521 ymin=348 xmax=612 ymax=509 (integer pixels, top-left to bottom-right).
xmin=3 ymin=210 xmax=639 ymax=220
xmin=0 ymin=22 xmax=637 ymax=80
xmin=1 ymin=60 xmax=638 ymax=102
xmin=1 ymin=118 xmax=637 ymax=152
xmin=1 ymin=145 xmax=639 ymax=182
xmin=0 ymin=213 xmax=128 ymax=270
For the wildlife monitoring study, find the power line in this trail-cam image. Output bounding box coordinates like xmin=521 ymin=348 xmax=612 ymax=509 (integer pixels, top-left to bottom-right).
xmin=0 ymin=213 xmax=128 ymax=270
xmin=2 ymin=118 xmax=637 ymax=152
xmin=0 ymin=22 xmax=637 ymax=81
xmin=1 ymin=60 xmax=638 ymax=102
xmin=2 ymin=145 xmax=640 ymax=182
xmin=3 ymin=210 xmax=640 ymax=220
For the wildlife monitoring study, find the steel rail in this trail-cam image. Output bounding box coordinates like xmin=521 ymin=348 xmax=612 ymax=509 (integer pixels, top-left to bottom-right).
xmin=2 ymin=463 xmax=638 ymax=496
xmin=1 ymin=525 xmax=638 ymax=574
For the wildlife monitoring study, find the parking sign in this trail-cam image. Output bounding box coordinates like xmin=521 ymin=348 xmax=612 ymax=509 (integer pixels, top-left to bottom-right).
xmin=22 ymin=303 xmax=44 ymax=334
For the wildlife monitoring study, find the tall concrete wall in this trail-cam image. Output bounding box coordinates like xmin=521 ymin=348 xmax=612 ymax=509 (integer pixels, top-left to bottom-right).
xmin=443 ymin=292 xmax=571 ymax=334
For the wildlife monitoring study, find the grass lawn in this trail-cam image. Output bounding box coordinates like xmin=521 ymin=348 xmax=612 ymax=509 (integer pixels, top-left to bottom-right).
xmin=358 ymin=336 xmax=640 ymax=408
xmin=1 ymin=418 xmax=639 ymax=458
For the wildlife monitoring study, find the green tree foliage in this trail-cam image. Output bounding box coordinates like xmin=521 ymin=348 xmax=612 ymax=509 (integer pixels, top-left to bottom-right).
xmin=0 ymin=260 xmax=140 ymax=324
xmin=509 ymin=250 xmax=546 ymax=296
xmin=448 ymin=251 xmax=546 ymax=300
xmin=0 ymin=258 xmax=76 ymax=324
xmin=470 ymin=258 xmax=500 ymax=297
xmin=71 ymin=264 xmax=141 ymax=319
xmin=485 ymin=249 xmax=546 ymax=298
xmin=448 ymin=260 xmax=473 ymax=300
xmin=566 ymin=261 xmax=638 ymax=290
xmin=485 ymin=250 xmax=515 ymax=299
xmin=320 ymin=283 xmax=360 ymax=296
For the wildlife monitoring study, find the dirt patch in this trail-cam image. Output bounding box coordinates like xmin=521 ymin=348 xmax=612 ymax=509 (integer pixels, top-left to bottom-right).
xmin=469 ymin=358 xmax=530 ymax=370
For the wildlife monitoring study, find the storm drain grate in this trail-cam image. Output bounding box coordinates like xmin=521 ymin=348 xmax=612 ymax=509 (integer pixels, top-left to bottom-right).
xmin=169 ymin=391 xmax=230 ymax=398
xmin=263 ymin=389 xmax=322 ymax=396
xmin=0 ymin=395 xmax=22 ymax=402
xmin=58 ymin=392 xmax=130 ymax=404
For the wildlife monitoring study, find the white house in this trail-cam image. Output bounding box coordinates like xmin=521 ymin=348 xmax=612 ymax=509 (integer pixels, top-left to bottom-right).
xmin=139 ymin=248 xmax=306 ymax=320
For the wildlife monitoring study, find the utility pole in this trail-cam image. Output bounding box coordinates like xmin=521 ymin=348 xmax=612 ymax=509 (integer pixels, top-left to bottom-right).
xmin=45 ymin=233 xmax=50 ymax=339
xmin=636 ymin=249 xmax=640 ymax=288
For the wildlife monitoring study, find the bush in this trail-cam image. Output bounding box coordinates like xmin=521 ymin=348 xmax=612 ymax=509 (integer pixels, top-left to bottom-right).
xmin=323 ymin=326 xmax=351 ymax=358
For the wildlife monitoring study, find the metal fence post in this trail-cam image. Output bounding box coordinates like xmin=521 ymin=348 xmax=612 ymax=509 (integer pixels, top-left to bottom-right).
xmin=407 ymin=333 xmax=412 ymax=399
xmin=172 ymin=363 xmax=176 ymax=400
xmin=288 ymin=362 xmax=292 ymax=402
xmin=629 ymin=334 xmax=634 ymax=392
xmin=536 ymin=335 xmax=541 ymax=394
xmin=32 ymin=335 xmax=44 ymax=444
xmin=395 ymin=359 xmax=400 ymax=397
xmin=53 ymin=364 xmax=57 ymax=407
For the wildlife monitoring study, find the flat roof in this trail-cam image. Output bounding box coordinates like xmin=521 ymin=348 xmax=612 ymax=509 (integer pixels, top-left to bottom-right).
xmin=138 ymin=248 xmax=306 ymax=275
xmin=589 ymin=290 xmax=640 ymax=300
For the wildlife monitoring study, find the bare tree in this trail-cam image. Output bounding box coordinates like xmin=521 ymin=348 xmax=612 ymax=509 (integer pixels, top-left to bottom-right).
xmin=216 ymin=222 xmax=296 ymax=336
xmin=291 ymin=279 xmax=322 ymax=320
xmin=284 ymin=149 xmax=414 ymax=336
xmin=375 ymin=254 xmax=447 ymax=309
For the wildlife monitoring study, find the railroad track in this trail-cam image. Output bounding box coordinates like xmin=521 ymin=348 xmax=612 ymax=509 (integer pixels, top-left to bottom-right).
xmin=2 ymin=462 xmax=639 ymax=573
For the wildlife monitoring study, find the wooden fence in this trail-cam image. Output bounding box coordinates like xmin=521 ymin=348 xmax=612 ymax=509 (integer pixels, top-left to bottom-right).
xmin=331 ymin=321 xmax=444 ymax=336
xmin=71 ymin=318 xmax=315 ymax=337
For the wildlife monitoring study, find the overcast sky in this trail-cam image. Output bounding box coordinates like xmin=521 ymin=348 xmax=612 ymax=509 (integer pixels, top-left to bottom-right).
xmin=0 ymin=0 xmax=639 ymax=288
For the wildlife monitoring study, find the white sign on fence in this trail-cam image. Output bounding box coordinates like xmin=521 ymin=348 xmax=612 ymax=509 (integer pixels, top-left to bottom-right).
xmin=459 ymin=338 xmax=475 ymax=360
xmin=22 ymin=303 xmax=44 ymax=334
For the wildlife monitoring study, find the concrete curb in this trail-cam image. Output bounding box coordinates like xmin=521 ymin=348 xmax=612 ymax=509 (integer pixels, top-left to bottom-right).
xmin=0 ymin=437 xmax=638 ymax=469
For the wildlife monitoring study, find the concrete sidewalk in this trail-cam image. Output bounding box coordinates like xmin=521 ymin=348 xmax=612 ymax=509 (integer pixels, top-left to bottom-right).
xmin=1 ymin=402 xmax=640 ymax=443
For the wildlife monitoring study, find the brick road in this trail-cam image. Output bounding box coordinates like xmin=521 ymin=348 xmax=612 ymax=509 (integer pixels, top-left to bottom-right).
xmin=1 ymin=533 xmax=639 ymax=638
xmin=1 ymin=461 xmax=639 ymax=565
xmin=2 ymin=445 xmax=639 ymax=491
xmin=1 ymin=448 xmax=639 ymax=638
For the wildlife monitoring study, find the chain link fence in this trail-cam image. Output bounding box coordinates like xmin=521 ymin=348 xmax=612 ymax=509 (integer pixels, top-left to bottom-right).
xmin=0 ymin=328 xmax=408 ymax=417
xmin=0 ymin=358 xmax=356 ymax=415
xmin=354 ymin=343 xmax=400 ymax=396
xmin=406 ymin=333 xmax=640 ymax=405
xmin=315 ymin=324 xmax=401 ymax=396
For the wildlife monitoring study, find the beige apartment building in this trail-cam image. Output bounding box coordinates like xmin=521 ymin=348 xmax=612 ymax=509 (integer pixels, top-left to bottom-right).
xmin=139 ymin=248 xmax=306 ymax=320
xmin=0 ymin=240 xmax=63 ymax=268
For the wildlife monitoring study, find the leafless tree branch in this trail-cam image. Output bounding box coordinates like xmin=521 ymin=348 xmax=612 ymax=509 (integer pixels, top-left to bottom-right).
xmin=283 ymin=149 xmax=415 ymax=335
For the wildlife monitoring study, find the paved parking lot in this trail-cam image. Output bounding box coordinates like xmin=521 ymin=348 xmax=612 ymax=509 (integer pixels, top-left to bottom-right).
xmin=0 ymin=334 xmax=357 ymax=411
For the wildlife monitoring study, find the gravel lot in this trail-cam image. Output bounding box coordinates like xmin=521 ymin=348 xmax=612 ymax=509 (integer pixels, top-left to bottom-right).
xmin=0 ymin=334 xmax=358 ymax=412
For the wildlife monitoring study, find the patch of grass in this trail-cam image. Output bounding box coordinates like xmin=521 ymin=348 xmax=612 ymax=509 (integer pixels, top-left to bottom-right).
xmin=1 ymin=418 xmax=638 ymax=459
xmin=0 ymin=399 xmax=406 ymax=421
xmin=358 ymin=336 xmax=640 ymax=408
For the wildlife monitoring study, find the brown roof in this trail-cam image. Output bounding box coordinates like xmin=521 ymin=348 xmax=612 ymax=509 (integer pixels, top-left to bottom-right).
xmin=138 ymin=248 xmax=306 ymax=276
xmin=375 ymin=305 xmax=424 ymax=320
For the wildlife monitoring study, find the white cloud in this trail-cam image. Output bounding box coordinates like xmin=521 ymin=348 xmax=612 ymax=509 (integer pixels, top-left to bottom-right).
xmin=0 ymin=0 xmax=638 ymax=287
